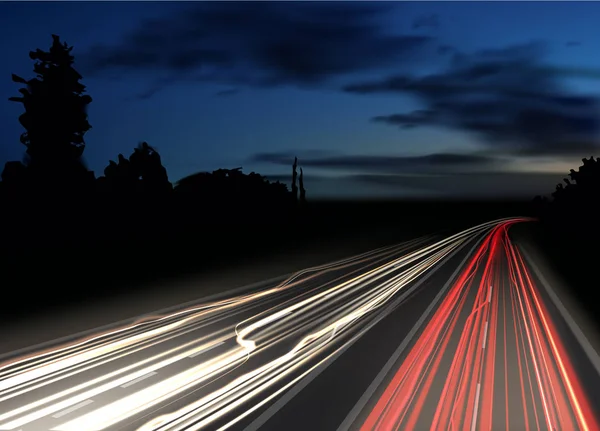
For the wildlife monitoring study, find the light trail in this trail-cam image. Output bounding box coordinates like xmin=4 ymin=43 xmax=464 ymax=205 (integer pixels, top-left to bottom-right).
xmin=0 ymin=220 xmax=511 ymax=431
xmin=0 ymin=240 xmax=417 ymax=428
xmin=357 ymin=219 xmax=600 ymax=431
xmin=0 ymin=237 xmax=423 ymax=392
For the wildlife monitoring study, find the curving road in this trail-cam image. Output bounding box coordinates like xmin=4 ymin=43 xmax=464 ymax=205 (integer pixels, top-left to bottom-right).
xmin=1 ymin=218 xmax=599 ymax=431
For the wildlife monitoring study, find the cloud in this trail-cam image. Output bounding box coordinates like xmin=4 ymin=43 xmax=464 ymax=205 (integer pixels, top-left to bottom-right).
xmin=251 ymin=151 xmax=502 ymax=174
xmin=344 ymin=41 xmax=600 ymax=156
xmin=566 ymin=41 xmax=582 ymax=48
xmin=131 ymin=75 xmax=180 ymax=100
xmin=412 ymin=14 xmax=440 ymax=31
xmin=249 ymin=149 xmax=340 ymax=163
xmin=372 ymin=109 xmax=438 ymax=129
xmin=215 ymin=88 xmax=240 ymax=97
xmin=82 ymin=3 xmax=433 ymax=96
xmin=437 ymin=45 xmax=456 ymax=56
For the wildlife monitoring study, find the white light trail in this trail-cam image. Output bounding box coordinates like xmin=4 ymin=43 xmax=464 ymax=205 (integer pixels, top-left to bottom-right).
xmin=0 ymin=219 xmax=522 ymax=431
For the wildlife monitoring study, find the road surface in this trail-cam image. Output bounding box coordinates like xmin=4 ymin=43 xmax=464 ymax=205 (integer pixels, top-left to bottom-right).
xmin=1 ymin=218 xmax=599 ymax=431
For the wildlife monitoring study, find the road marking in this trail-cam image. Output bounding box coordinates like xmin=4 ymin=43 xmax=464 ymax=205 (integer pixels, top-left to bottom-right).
xmin=482 ymin=321 xmax=488 ymax=349
xmin=120 ymin=371 xmax=157 ymax=388
xmin=51 ymin=400 xmax=93 ymax=419
xmin=188 ymin=341 xmax=225 ymax=358
xmin=331 ymin=230 xmax=490 ymax=431
xmin=488 ymin=285 xmax=492 ymax=303
xmin=519 ymin=246 xmax=600 ymax=377
xmin=470 ymin=383 xmax=481 ymax=431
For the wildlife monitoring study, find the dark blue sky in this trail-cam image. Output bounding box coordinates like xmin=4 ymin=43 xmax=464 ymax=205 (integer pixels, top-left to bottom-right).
xmin=1 ymin=1 xmax=600 ymax=199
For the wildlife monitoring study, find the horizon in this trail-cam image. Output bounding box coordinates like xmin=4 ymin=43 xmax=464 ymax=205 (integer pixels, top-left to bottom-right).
xmin=1 ymin=2 xmax=599 ymax=199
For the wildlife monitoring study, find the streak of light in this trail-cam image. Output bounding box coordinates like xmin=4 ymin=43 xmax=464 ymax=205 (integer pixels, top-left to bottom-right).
xmin=0 ymin=238 xmax=423 ymax=386
xmin=51 ymin=220 xmax=502 ymax=431
xmin=357 ymin=219 xmax=600 ymax=431
xmin=0 ymin=219 xmax=520 ymax=431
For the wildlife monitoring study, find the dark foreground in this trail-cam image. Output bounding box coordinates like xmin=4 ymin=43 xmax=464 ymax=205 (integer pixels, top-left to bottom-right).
xmin=1 ymin=218 xmax=599 ymax=431
xmin=0 ymin=199 xmax=534 ymax=326
xmin=529 ymin=217 xmax=600 ymax=331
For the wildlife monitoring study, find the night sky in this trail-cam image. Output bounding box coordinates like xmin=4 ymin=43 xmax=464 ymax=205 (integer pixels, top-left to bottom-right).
xmin=1 ymin=1 xmax=600 ymax=199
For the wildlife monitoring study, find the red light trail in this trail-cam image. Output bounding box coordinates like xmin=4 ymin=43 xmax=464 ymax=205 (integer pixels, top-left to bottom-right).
xmin=360 ymin=220 xmax=600 ymax=431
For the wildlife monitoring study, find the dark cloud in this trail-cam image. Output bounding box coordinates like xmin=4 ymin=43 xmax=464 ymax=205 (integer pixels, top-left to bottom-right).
xmin=132 ymin=75 xmax=179 ymax=100
xmin=372 ymin=110 xmax=438 ymax=129
xmin=566 ymin=41 xmax=582 ymax=47
xmin=250 ymin=149 xmax=339 ymax=163
xmin=135 ymin=86 xmax=161 ymax=100
xmin=437 ymin=45 xmax=456 ymax=56
xmin=215 ymin=88 xmax=240 ymax=97
xmin=83 ymin=3 xmax=432 ymax=95
xmin=412 ymin=14 xmax=440 ymax=31
xmin=251 ymin=151 xmax=501 ymax=174
xmin=344 ymin=42 xmax=600 ymax=156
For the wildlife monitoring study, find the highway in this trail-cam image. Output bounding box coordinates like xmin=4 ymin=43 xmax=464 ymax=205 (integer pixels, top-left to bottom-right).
xmin=0 ymin=218 xmax=599 ymax=431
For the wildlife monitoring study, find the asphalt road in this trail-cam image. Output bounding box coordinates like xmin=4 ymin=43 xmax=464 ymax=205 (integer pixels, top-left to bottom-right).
xmin=1 ymin=217 xmax=599 ymax=431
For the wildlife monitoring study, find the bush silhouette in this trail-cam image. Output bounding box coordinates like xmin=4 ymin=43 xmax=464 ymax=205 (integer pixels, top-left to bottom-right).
xmin=129 ymin=142 xmax=173 ymax=194
xmin=536 ymin=156 xmax=600 ymax=238
xmin=532 ymin=157 xmax=600 ymax=323
xmin=175 ymin=167 xmax=290 ymax=207
xmin=98 ymin=142 xmax=172 ymax=196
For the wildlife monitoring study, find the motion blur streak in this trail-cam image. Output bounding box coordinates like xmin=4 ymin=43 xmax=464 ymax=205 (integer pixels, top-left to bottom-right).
xmin=358 ymin=220 xmax=600 ymax=431
xmin=0 ymin=218 xmax=517 ymax=431
xmin=0 ymin=238 xmax=422 ymax=392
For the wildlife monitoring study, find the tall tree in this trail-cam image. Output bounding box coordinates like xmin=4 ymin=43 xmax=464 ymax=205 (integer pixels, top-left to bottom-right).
xmin=299 ymin=167 xmax=306 ymax=204
xmin=8 ymin=34 xmax=93 ymax=188
xmin=291 ymin=157 xmax=298 ymax=203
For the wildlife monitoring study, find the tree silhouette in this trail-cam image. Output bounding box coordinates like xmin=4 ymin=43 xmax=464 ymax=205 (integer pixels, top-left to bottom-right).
xmin=129 ymin=142 xmax=172 ymax=194
xmin=291 ymin=157 xmax=298 ymax=203
xmin=98 ymin=142 xmax=172 ymax=196
xmin=536 ymin=156 xmax=600 ymax=241
xmin=174 ymin=167 xmax=290 ymax=210
xmin=532 ymin=156 xmax=600 ymax=316
xmin=97 ymin=154 xmax=136 ymax=194
xmin=299 ymin=167 xmax=306 ymax=204
xmin=6 ymin=34 xmax=93 ymax=193
xmin=0 ymin=32 xmax=312 ymax=322
xmin=548 ymin=157 xmax=599 ymax=206
xmin=1 ymin=161 xmax=28 ymax=188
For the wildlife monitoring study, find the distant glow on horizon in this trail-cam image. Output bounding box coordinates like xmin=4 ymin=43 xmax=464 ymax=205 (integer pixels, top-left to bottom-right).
xmin=506 ymin=157 xmax=583 ymax=175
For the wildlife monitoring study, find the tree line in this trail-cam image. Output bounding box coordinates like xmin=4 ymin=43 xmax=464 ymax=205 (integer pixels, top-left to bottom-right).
xmin=532 ymin=155 xmax=599 ymax=304
xmin=533 ymin=156 xmax=600 ymax=235
xmin=0 ymin=35 xmax=308 ymax=249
